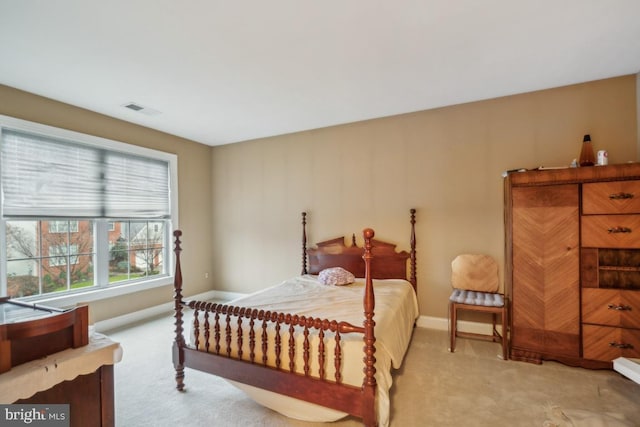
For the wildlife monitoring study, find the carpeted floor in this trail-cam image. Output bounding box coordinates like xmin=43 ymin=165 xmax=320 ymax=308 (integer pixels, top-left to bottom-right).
xmin=105 ymin=314 xmax=640 ymax=426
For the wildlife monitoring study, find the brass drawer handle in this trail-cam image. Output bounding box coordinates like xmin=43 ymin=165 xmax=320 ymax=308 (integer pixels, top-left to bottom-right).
xmin=609 ymin=192 xmax=635 ymax=200
xmin=608 ymin=303 xmax=632 ymax=311
xmin=609 ymin=342 xmax=634 ymax=349
xmin=607 ymin=226 xmax=632 ymax=233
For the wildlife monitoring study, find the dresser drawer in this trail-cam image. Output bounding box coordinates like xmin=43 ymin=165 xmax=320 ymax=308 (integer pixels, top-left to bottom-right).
xmin=583 ymin=180 xmax=640 ymax=214
xmin=582 ymin=288 xmax=640 ymax=328
xmin=582 ymin=324 xmax=640 ymax=361
xmin=581 ymin=215 xmax=640 ymax=248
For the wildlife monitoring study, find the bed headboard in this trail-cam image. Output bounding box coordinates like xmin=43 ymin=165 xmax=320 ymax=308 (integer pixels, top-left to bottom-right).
xmin=301 ymin=209 xmax=417 ymax=292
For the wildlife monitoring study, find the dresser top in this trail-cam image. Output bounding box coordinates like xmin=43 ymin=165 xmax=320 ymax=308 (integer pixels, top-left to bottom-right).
xmin=506 ymin=163 xmax=640 ymax=186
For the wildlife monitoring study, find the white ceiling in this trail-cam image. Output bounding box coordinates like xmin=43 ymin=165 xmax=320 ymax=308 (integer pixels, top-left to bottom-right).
xmin=1 ymin=1 xmax=640 ymax=147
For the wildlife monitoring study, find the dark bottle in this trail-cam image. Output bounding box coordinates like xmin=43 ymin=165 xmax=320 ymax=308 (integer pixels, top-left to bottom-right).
xmin=579 ymin=134 xmax=596 ymax=166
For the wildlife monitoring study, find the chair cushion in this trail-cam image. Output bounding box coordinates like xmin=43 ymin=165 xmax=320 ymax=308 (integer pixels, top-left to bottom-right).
xmin=449 ymin=289 xmax=504 ymax=307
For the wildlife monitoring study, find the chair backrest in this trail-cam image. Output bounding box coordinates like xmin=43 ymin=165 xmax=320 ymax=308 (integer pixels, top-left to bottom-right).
xmin=451 ymin=254 xmax=499 ymax=293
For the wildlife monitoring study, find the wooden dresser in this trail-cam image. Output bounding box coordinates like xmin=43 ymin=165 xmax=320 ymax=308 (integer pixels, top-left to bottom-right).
xmin=504 ymin=163 xmax=640 ymax=368
xmin=0 ymin=299 xmax=88 ymax=373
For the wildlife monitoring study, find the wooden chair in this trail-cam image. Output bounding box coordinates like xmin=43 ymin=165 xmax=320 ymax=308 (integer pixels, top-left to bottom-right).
xmin=448 ymin=254 xmax=508 ymax=360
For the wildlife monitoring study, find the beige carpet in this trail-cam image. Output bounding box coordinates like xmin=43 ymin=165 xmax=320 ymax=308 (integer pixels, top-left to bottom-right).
xmin=105 ymin=314 xmax=640 ymax=426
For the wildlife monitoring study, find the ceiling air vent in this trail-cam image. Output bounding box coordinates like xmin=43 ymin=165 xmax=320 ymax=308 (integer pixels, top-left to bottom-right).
xmin=124 ymin=102 xmax=144 ymax=111
xmin=122 ymin=102 xmax=161 ymax=116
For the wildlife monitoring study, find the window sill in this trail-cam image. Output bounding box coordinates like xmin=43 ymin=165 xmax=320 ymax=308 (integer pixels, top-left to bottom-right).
xmin=21 ymin=276 xmax=174 ymax=310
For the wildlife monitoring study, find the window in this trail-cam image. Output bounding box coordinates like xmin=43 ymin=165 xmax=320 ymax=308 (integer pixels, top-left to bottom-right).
xmin=48 ymin=244 xmax=80 ymax=267
xmin=0 ymin=115 xmax=178 ymax=304
xmin=48 ymin=221 xmax=79 ymax=233
xmin=108 ymin=220 xmax=166 ymax=283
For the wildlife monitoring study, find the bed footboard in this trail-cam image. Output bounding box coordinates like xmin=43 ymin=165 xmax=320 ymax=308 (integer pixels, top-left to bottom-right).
xmin=189 ymin=301 xmax=363 ymax=379
xmin=172 ymin=228 xmax=379 ymax=426
xmin=183 ymin=300 xmax=372 ymax=415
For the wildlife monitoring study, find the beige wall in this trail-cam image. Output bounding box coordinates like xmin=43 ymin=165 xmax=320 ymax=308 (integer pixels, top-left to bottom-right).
xmin=1 ymin=76 xmax=637 ymax=323
xmin=211 ymin=75 xmax=638 ymax=320
xmin=0 ymin=85 xmax=214 ymax=323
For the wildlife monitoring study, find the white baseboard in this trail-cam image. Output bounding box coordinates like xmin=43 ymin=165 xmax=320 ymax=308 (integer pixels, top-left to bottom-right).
xmin=416 ymin=315 xmax=447 ymax=330
xmin=204 ymin=290 xmax=245 ymax=302
xmin=95 ymin=289 xmax=243 ymax=333
xmin=96 ymin=293 xmax=500 ymax=335
xmin=416 ymin=315 xmax=503 ymax=335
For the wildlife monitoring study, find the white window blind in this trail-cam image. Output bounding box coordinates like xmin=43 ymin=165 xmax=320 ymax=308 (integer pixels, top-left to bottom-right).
xmin=1 ymin=128 xmax=170 ymax=219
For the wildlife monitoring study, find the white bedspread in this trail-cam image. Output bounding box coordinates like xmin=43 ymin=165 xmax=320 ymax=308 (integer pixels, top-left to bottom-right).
xmin=193 ymin=275 xmax=418 ymax=427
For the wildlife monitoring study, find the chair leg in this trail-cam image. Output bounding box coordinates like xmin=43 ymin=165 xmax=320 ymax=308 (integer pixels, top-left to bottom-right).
xmin=492 ymin=312 xmax=497 ymax=333
xmin=491 ymin=312 xmax=498 ymax=341
xmin=502 ymin=306 xmax=508 ymax=360
xmin=449 ymin=302 xmax=456 ymax=353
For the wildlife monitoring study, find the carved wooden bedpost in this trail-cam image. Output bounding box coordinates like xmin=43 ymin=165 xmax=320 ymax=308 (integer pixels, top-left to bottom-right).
xmin=301 ymin=212 xmax=308 ymax=275
xmin=410 ymin=208 xmax=417 ymax=292
xmin=361 ymin=228 xmax=377 ymax=427
xmin=172 ymin=230 xmax=186 ymax=391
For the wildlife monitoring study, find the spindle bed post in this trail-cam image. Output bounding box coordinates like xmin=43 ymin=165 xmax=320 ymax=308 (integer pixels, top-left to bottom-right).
xmin=361 ymin=228 xmax=377 ymax=427
xmin=172 ymin=230 xmax=186 ymax=391
xmin=410 ymin=208 xmax=417 ymax=292
xmin=301 ymin=211 xmax=308 ymax=275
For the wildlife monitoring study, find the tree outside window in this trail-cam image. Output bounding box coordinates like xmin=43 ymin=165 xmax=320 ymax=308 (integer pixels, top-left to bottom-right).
xmin=6 ymin=220 xmax=94 ymax=297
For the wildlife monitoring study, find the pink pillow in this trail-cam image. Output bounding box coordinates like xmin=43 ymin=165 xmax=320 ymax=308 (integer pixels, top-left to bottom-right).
xmin=318 ymin=267 xmax=355 ymax=286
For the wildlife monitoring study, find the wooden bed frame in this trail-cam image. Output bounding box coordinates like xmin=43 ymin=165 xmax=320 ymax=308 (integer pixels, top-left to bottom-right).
xmin=172 ymin=209 xmax=417 ymax=426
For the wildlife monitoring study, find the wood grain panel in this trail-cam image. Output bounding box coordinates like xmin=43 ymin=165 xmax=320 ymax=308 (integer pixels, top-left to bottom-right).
xmin=580 ymin=248 xmax=599 ymax=288
xmin=582 ymin=288 xmax=640 ymax=328
xmin=511 ymin=184 xmax=580 ymax=356
xmin=582 ymin=324 xmax=640 ymax=361
xmin=582 ymin=215 xmax=640 ymax=249
xmin=16 ymin=366 xmax=114 ymax=427
xmin=583 ymin=180 xmax=640 ymax=214
xmin=512 ymin=327 xmax=581 ymax=358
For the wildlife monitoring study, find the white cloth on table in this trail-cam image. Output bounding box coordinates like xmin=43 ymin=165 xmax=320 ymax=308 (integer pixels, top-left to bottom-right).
xmin=0 ymin=333 xmax=123 ymax=403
